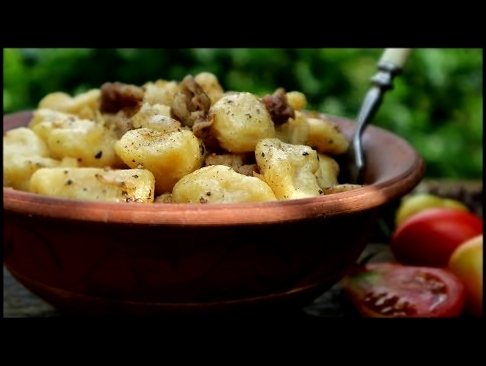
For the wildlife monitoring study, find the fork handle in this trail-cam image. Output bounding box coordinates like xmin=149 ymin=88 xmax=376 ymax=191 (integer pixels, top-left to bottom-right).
xmin=373 ymin=48 xmax=413 ymax=90
xmin=379 ymin=48 xmax=412 ymax=69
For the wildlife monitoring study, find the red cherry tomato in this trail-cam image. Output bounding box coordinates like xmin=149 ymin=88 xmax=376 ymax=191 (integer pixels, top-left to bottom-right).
xmin=342 ymin=262 xmax=466 ymax=318
xmin=390 ymin=208 xmax=483 ymax=267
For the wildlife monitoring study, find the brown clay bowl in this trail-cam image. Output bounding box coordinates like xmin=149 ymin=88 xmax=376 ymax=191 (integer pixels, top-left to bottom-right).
xmin=3 ymin=111 xmax=425 ymax=317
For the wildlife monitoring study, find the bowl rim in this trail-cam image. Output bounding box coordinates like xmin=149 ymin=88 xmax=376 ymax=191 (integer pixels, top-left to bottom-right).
xmin=3 ymin=111 xmax=425 ymax=226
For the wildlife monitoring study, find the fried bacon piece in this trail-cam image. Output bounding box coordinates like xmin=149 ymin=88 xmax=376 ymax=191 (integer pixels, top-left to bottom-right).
xmin=99 ymin=82 xmax=145 ymax=115
xmin=99 ymin=82 xmax=145 ymax=137
xmin=171 ymin=75 xmax=216 ymax=150
xmin=171 ymin=75 xmax=212 ymax=129
xmin=260 ymin=88 xmax=295 ymax=125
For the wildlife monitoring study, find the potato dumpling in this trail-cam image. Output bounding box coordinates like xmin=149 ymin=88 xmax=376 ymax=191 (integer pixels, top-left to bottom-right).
xmin=285 ymin=91 xmax=307 ymax=110
xmin=315 ymin=153 xmax=340 ymax=188
xmin=4 ymin=155 xmax=78 ymax=192
xmin=3 ymin=127 xmax=65 ymax=191
xmin=115 ymin=127 xmax=205 ymax=195
xmin=194 ymin=72 xmax=225 ymax=104
xmin=131 ymin=102 xmax=180 ymax=133
xmin=255 ymin=138 xmax=323 ymax=200
xmin=210 ymin=92 xmax=275 ymax=153
xmin=142 ymin=80 xmax=179 ymax=106
xmin=31 ymin=114 xmax=123 ymax=168
xmin=172 ymin=165 xmax=277 ymax=203
xmin=306 ymin=116 xmax=349 ymax=155
xmin=275 ymin=110 xmax=310 ymax=146
xmin=154 ymin=192 xmax=173 ymax=203
xmin=29 ymin=167 xmax=155 ymax=203
xmin=3 ymin=127 xmax=51 ymax=158
xmin=29 ymin=108 xmax=78 ymax=130
xmin=38 ymin=89 xmax=100 ymax=120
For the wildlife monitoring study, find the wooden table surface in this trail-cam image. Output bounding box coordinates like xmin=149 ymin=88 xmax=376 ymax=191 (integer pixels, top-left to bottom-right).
xmin=4 ymin=179 xmax=482 ymax=318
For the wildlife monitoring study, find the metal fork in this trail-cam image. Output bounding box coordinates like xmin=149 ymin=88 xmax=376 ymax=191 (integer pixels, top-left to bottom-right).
xmin=347 ymin=48 xmax=412 ymax=184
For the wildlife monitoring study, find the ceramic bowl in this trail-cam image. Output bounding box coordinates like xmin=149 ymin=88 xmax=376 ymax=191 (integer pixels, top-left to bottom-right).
xmin=3 ymin=111 xmax=425 ymax=316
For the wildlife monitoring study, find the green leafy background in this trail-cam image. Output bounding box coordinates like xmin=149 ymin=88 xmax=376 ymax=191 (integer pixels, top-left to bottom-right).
xmin=3 ymin=48 xmax=482 ymax=179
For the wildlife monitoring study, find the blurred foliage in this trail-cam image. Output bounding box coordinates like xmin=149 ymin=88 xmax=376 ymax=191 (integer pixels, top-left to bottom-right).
xmin=3 ymin=48 xmax=482 ymax=179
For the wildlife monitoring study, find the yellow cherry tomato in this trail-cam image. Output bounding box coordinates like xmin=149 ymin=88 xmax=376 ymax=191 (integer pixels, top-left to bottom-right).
xmin=395 ymin=193 xmax=469 ymax=228
xmin=448 ymin=234 xmax=483 ymax=317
